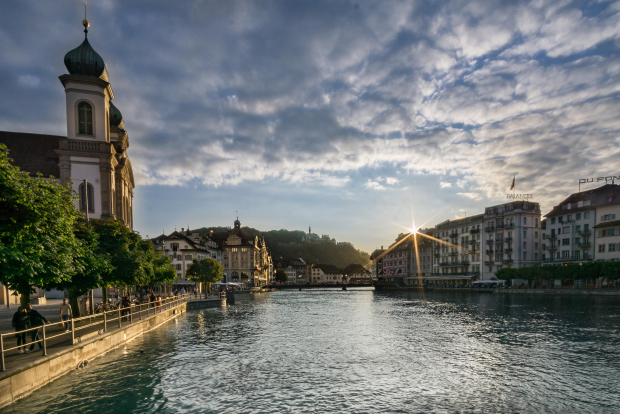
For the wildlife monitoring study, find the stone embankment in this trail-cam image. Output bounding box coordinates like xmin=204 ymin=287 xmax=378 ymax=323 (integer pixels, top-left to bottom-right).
xmin=0 ymin=297 xmax=223 ymax=409
xmin=494 ymin=288 xmax=620 ymax=296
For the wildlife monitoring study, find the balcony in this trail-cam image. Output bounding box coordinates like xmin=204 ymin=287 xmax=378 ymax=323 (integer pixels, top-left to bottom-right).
xmin=578 ymin=229 xmax=591 ymax=236
xmin=486 ymin=249 xmax=494 ymax=255
xmin=449 ymin=232 xmax=459 ymax=238
xmin=449 ymin=252 xmax=458 ymax=256
xmin=505 ymin=248 xmax=513 ymax=253
xmin=503 ymin=259 xmax=514 ymax=264
xmin=468 ymin=240 xmax=477 ymax=245
xmin=484 ymin=260 xmax=494 ymax=266
xmin=505 ymin=222 xmax=515 ymax=229
xmin=496 ymin=222 xmax=505 ymax=229
xmin=496 ymin=237 xmax=504 ymax=243
xmin=484 ymin=226 xmax=495 ymax=233
xmin=505 ymin=237 xmax=513 ymax=243
xmin=486 ymin=240 xmax=494 ymax=245
xmin=434 ymin=253 xmax=440 ymax=258
xmin=460 ymin=260 xmax=471 ymax=266
xmin=470 ymin=228 xmax=480 ymax=234
xmin=548 ymin=246 xmax=558 ymax=251
xmin=580 ymin=242 xmax=591 ymax=248
xmin=496 ymin=249 xmax=504 ymax=253
xmin=547 ymin=235 xmax=557 ymax=240
xmin=439 ymin=262 xmax=451 ymax=266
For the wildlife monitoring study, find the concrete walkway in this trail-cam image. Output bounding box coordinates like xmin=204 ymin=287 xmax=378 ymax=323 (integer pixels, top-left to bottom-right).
xmin=0 ymin=300 xmax=66 ymax=335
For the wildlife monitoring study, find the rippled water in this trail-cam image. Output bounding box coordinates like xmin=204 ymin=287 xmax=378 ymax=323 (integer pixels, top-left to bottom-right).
xmin=3 ymin=289 xmax=620 ymax=413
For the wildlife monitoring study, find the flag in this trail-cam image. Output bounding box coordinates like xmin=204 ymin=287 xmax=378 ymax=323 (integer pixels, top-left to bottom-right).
xmin=510 ymin=175 xmax=515 ymax=191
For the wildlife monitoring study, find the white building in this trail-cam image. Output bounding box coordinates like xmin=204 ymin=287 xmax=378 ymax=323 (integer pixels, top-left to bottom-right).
xmin=482 ymin=201 xmax=542 ymax=278
xmin=544 ymin=184 xmax=620 ymax=264
xmin=309 ymin=264 xmax=343 ymax=284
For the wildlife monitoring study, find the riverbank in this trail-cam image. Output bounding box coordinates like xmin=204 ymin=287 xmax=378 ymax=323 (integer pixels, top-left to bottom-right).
xmin=0 ymin=300 xmax=190 ymax=409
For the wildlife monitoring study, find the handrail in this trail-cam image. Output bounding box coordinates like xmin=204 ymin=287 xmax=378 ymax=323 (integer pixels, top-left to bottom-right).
xmin=0 ymin=294 xmax=190 ymax=372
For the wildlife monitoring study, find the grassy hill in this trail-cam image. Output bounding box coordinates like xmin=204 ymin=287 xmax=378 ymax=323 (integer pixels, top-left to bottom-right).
xmin=193 ymin=227 xmax=370 ymax=269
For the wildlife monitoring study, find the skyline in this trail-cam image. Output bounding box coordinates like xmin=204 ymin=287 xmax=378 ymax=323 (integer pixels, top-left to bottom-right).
xmin=1 ymin=0 xmax=619 ymax=252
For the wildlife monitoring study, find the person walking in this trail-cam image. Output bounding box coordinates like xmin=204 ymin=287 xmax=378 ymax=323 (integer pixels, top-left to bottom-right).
xmin=25 ymin=303 xmax=50 ymax=353
xmin=59 ymin=298 xmax=73 ymax=333
xmin=12 ymin=306 xmax=28 ymax=354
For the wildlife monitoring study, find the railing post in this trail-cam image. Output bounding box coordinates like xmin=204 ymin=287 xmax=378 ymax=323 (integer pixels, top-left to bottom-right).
xmin=139 ymin=303 xmax=142 ymax=320
xmin=0 ymin=335 xmax=5 ymax=372
xmin=42 ymin=325 xmax=47 ymax=356
xmin=71 ymin=319 xmax=75 ymax=344
xmin=103 ymin=310 xmax=107 ymax=333
xmin=118 ymin=308 xmax=121 ymax=328
xmin=130 ymin=306 xmax=133 ymax=324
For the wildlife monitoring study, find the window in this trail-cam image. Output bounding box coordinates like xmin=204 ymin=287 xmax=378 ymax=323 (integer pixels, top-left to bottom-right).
xmin=576 ymin=213 xmax=581 ymax=220
xmin=523 ymin=217 xmax=527 ymax=225
xmin=562 ymin=238 xmax=570 ymax=246
xmin=176 ymin=264 xmax=182 ymax=271
xmin=524 ymin=242 xmax=527 ymax=249
xmin=185 ymin=255 xmax=192 ymax=260
xmin=535 ymin=231 xmax=538 ymax=238
xmin=551 ymin=218 xmax=556 ymax=224
xmin=599 ymin=244 xmax=605 ymax=253
xmin=172 ymin=243 xmax=179 ymax=252
xmin=535 ymin=219 xmax=538 ymax=227
xmin=609 ymin=244 xmax=617 ymax=252
xmin=562 ymin=250 xmax=569 ymax=259
xmin=534 ymin=253 xmax=538 ymax=260
xmin=524 ymin=252 xmax=527 ymax=260
xmin=584 ymin=212 xmax=590 ymax=219
xmin=78 ymin=102 xmax=93 ymax=135
xmin=523 ymin=229 xmax=527 ymax=237
xmin=79 ymin=182 xmax=94 ymax=213
xmin=535 ymin=242 xmax=538 ymax=249
xmin=602 ymin=214 xmax=616 ymax=222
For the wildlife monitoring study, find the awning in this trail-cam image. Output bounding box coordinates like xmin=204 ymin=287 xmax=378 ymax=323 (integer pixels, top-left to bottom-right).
xmin=472 ymin=279 xmax=505 ymax=285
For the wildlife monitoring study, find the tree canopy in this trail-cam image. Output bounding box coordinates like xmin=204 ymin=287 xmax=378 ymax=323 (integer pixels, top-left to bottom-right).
xmin=186 ymin=258 xmax=223 ymax=288
xmin=0 ymin=145 xmax=84 ymax=305
xmin=275 ymin=269 xmax=288 ymax=283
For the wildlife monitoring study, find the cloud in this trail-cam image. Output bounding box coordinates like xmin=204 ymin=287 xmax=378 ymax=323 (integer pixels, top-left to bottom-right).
xmin=1 ymin=0 xmax=619 ymax=226
xmin=457 ymin=192 xmax=483 ymax=201
xmin=365 ymin=180 xmax=386 ymax=191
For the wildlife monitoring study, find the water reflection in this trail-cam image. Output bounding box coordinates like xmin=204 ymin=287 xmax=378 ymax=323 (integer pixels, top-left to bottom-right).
xmin=2 ymin=290 xmax=620 ymax=413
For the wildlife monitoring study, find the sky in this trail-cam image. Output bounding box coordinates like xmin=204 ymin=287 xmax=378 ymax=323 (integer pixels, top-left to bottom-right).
xmin=1 ymin=0 xmax=620 ymax=253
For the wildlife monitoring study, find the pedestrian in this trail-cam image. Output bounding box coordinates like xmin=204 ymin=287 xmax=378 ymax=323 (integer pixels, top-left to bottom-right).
xmin=156 ymin=295 xmax=161 ymax=308
xmin=149 ymin=291 xmax=156 ymax=308
xmin=59 ymin=298 xmax=73 ymax=333
xmin=12 ymin=306 xmax=28 ymax=354
xmin=121 ymin=296 xmax=131 ymax=321
xmin=24 ymin=303 xmax=50 ymax=353
xmin=180 ymin=287 xmax=185 ymax=296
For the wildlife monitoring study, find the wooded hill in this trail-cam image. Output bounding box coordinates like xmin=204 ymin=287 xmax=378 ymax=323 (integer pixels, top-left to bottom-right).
xmin=193 ymin=227 xmax=370 ymax=269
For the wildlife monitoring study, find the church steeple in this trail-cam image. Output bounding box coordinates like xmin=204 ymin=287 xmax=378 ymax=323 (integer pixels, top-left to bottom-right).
xmin=234 ymin=217 xmax=241 ymax=229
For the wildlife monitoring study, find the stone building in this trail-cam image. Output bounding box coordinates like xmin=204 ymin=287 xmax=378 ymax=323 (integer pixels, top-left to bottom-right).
xmin=309 ymin=264 xmax=343 ymax=284
xmin=544 ymin=184 xmax=620 ymax=264
xmin=0 ymin=19 xmax=135 ymax=304
xmin=210 ymin=219 xmax=273 ymax=286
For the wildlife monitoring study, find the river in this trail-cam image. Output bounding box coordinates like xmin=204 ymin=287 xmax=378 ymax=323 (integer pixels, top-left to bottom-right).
xmin=2 ymin=289 xmax=620 ymax=413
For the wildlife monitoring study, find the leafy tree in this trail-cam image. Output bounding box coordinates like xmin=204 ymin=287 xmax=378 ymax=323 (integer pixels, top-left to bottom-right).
xmin=44 ymin=219 xmax=112 ymax=317
xmin=0 ymin=145 xmax=83 ymax=306
xmin=275 ymin=269 xmax=288 ymax=283
xmin=186 ymin=258 xmax=223 ymax=292
xmin=151 ymin=253 xmax=177 ymax=286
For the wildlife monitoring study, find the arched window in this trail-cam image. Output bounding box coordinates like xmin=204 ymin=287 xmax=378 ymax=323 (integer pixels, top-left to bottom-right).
xmin=78 ymin=102 xmax=93 ymax=135
xmin=79 ymin=182 xmax=94 ymax=213
xmin=231 ymin=271 xmax=239 ymax=282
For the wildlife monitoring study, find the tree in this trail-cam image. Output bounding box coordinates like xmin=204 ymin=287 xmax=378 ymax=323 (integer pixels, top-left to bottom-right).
xmin=0 ymin=145 xmax=83 ymax=306
xmin=275 ymin=269 xmax=288 ymax=283
xmin=186 ymin=258 xmax=223 ymax=293
xmin=44 ymin=219 xmax=112 ymax=317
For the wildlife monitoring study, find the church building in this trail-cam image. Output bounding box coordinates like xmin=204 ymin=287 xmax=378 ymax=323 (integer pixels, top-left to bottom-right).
xmin=0 ymin=19 xmax=135 ymax=228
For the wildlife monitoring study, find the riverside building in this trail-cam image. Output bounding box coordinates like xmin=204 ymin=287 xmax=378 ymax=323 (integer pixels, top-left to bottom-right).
xmin=543 ymin=184 xmax=620 ymax=265
xmin=482 ymin=201 xmax=542 ymax=278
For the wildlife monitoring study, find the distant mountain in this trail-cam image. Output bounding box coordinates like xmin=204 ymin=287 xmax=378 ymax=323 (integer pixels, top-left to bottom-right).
xmin=193 ymin=226 xmax=370 ymax=269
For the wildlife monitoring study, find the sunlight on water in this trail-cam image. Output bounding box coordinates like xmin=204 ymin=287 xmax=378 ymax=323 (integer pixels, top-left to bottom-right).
xmin=2 ymin=290 xmax=620 ymax=413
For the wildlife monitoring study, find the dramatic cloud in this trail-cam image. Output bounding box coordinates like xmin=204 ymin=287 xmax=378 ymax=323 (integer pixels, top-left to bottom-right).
xmin=1 ymin=0 xmax=619 ymax=249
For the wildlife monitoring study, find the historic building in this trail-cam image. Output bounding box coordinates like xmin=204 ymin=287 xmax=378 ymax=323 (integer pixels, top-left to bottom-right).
xmin=309 ymin=264 xmax=343 ymax=284
xmin=210 ymin=219 xmax=273 ymax=286
xmin=0 ymin=19 xmax=134 ymax=228
xmin=543 ymin=184 xmax=620 ymax=265
xmin=152 ymin=229 xmax=223 ymax=287
xmin=481 ymin=201 xmax=542 ymax=278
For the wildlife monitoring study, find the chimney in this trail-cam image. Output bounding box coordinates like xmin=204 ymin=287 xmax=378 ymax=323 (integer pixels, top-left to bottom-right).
xmin=181 ymin=228 xmax=184 ymax=232
xmin=381 ymin=245 xmax=383 ymax=250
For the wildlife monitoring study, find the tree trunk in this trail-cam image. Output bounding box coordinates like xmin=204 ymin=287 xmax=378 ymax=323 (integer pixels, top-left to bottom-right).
xmin=19 ymin=289 xmax=30 ymax=308
xmin=102 ymin=285 xmax=108 ymax=303
xmin=69 ymin=288 xmax=82 ymax=318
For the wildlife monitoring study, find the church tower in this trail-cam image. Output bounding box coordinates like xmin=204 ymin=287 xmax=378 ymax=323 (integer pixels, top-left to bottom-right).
xmin=55 ymin=19 xmax=134 ymax=228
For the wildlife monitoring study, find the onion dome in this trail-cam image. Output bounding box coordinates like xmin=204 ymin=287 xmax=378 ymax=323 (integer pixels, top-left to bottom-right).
xmin=63 ymin=20 xmax=109 ymax=81
xmin=109 ymin=101 xmax=124 ymax=128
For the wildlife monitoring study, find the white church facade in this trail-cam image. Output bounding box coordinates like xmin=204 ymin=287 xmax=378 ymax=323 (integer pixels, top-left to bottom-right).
xmin=0 ymin=19 xmax=135 ymax=304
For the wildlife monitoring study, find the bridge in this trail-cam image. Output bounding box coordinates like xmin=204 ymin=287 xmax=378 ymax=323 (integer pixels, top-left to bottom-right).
xmin=266 ymin=283 xmax=374 ymax=289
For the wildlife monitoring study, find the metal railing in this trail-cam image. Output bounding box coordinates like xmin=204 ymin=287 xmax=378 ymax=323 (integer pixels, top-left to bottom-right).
xmin=1 ymin=295 xmax=191 ymax=372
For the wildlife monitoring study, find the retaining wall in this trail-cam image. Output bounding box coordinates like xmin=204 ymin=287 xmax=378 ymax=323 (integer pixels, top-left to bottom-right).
xmin=0 ymin=302 xmax=187 ymax=409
